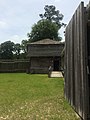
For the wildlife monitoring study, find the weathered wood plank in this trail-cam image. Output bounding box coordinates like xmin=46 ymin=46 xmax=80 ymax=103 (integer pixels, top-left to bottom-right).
xmin=65 ymin=2 xmax=88 ymax=120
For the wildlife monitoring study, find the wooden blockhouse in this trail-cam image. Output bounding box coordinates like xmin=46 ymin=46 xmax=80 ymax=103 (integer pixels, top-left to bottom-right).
xmin=27 ymin=39 xmax=64 ymax=74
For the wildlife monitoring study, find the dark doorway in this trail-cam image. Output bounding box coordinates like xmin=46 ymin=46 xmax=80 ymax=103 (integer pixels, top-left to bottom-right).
xmin=54 ymin=60 xmax=59 ymax=71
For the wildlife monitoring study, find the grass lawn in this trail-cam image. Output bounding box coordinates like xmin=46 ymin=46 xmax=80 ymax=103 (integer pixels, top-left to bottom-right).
xmin=0 ymin=73 xmax=80 ymax=120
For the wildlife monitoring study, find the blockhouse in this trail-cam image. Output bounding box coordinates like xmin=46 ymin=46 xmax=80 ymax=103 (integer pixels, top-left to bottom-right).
xmin=27 ymin=39 xmax=64 ymax=74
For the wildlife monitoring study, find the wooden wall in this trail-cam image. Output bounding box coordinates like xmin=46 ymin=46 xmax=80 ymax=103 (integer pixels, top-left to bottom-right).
xmin=0 ymin=60 xmax=29 ymax=73
xmin=65 ymin=2 xmax=89 ymax=120
xmin=29 ymin=57 xmax=61 ymax=74
xmin=27 ymin=44 xmax=64 ymax=57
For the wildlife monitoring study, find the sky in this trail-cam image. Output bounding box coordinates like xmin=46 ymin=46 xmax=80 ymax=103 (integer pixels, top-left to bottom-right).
xmin=0 ymin=0 xmax=89 ymax=44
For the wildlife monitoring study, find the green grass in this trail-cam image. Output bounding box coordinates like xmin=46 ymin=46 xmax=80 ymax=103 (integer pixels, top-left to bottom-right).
xmin=0 ymin=73 xmax=80 ymax=120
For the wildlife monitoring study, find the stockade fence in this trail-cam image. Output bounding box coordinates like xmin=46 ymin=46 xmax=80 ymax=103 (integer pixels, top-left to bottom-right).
xmin=65 ymin=2 xmax=90 ymax=120
xmin=0 ymin=59 xmax=29 ymax=73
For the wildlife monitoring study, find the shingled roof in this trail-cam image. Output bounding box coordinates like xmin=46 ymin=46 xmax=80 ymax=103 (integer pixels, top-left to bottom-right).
xmin=29 ymin=39 xmax=61 ymax=45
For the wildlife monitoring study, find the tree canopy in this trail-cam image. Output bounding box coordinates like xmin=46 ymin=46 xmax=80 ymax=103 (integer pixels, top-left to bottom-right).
xmin=28 ymin=5 xmax=65 ymax=42
xmin=21 ymin=39 xmax=29 ymax=53
xmin=0 ymin=40 xmax=27 ymax=59
xmin=28 ymin=19 xmax=61 ymax=42
xmin=39 ymin=5 xmax=65 ymax=29
xmin=0 ymin=41 xmax=14 ymax=59
xmin=14 ymin=43 xmax=21 ymax=59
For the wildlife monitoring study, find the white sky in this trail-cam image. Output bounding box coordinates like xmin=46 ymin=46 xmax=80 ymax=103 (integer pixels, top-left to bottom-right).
xmin=0 ymin=0 xmax=89 ymax=44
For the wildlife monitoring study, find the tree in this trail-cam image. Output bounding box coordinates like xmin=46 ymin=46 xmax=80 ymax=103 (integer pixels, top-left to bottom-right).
xmin=39 ymin=5 xmax=65 ymax=29
xmin=27 ymin=5 xmax=65 ymax=42
xmin=0 ymin=45 xmax=2 ymax=59
xmin=21 ymin=39 xmax=28 ymax=53
xmin=0 ymin=41 xmax=14 ymax=59
xmin=20 ymin=39 xmax=29 ymax=59
xmin=27 ymin=19 xmax=60 ymax=42
xmin=14 ymin=43 xmax=21 ymax=59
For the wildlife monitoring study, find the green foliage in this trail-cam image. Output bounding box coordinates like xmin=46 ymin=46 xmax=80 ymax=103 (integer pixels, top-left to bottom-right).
xmin=0 ymin=74 xmax=80 ymax=120
xmin=39 ymin=5 xmax=66 ymax=29
xmin=21 ymin=39 xmax=28 ymax=53
xmin=28 ymin=19 xmax=61 ymax=42
xmin=0 ymin=40 xmax=28 ymax=60
xmin=28 ymin=5 xmax=65 ymax=42
xmin=0 ymin=41 xmax=14 ymax=59
xmin=14 ymin=43 xmax=21 ymax=59
xmin=20 ymin=39 xmax=29 ymax=59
